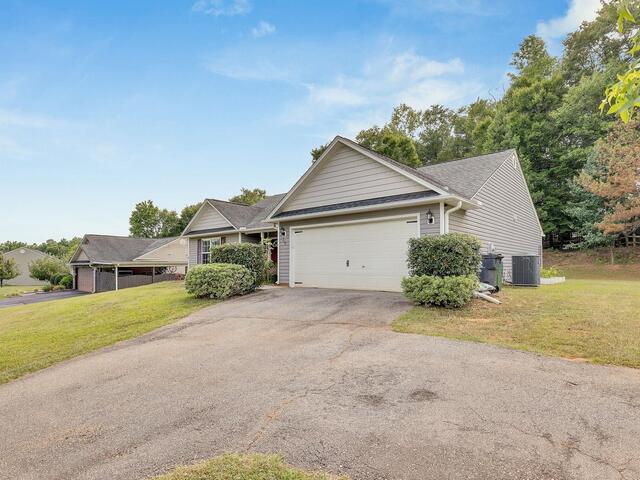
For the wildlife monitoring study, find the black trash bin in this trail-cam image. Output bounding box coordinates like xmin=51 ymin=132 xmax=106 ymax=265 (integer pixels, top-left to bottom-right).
xmin=480 ymin=253 xmax=504 ymax=291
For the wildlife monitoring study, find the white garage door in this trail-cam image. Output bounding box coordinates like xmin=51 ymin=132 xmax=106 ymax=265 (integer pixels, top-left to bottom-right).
xmin=291 ymin=216 xmax=419 ymax=292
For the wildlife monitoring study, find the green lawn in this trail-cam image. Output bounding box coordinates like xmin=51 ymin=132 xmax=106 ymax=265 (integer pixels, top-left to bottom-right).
xmin=0 ymin=285 xmax=41 ymax=298
xmin=150 ymin=453 xmax=348 ymax=480
xmin=0 ymin=281 xmax=215 ymax=384
xmin=394 ymin=276 xmax=640 ymax=368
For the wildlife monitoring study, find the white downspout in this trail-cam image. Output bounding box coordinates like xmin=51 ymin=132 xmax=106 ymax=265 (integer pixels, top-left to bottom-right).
xmin=443 ymin=201 xmax=463 ymax=234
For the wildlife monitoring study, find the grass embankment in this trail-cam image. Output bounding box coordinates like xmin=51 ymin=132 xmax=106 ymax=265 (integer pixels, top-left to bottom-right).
xmin=0 ymin=285 xmax=41 ymax=299
xmin=150 ymin=454 xmax=348 ymax=480
xmin=0 ymin=281 xmax=215 ymax=384
xmin=394 ymin=262 xmax=640 ymax=368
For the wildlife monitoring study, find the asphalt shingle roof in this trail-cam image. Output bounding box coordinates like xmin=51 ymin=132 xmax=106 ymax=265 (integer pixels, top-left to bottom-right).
xmin=190 ymin=140 xmax=514 ymax=229
xmin=77 ymin=235 xmax=178 ymax=263
xmin=194 ymin=194 xmax=287 ymax=232
xmin=335 ymin=136 xmax=513 ymax=200
xmin=418 ymin=149 xmax=515 ymax=199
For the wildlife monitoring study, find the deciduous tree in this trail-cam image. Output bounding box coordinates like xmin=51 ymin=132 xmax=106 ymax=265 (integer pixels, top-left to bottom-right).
xmin=229 ymin=188 xmax=267 ymax=205
xmin=579 ymin=120 xmax=640 ymax=236
xmin=0 ymin=254 xmax=19 ymax=287
xmin=28 ymin=256 xmax=67 ymax=282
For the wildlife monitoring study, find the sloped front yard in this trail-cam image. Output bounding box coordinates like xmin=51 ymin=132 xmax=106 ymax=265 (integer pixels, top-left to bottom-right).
xmin=394 ymin=277 xmax=640 ymax=368
xmin=0 ymin=281 xmax=216 ymax=384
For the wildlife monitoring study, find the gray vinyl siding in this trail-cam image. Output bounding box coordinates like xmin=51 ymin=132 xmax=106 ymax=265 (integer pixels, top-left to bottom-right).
xmin=188 ymin=234 xmax=241 ymax=267
xmin=276 ymin=204 xmax=441 ymax=285
xmin=448 ymin=154 xmax=543 ymax=281
xmin=278 ymin=225 xmax=291 ymax=284
xmin=420 ymin=206 xmax=440 ymax=236
xmin=281 ymin=144 xmax=428 ymax=212
xmin=188 ymin=238 xmax=198 ymax=267
xmin=188 ymin=203 xmax=232 ymax=232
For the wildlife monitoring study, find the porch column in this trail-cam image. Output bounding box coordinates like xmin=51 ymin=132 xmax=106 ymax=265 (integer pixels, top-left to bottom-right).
xmin=115 ymin=265 xmax=119 ymax=291
xmin=152 ymin=268 xmax=155 ymax=284
xmin=439 ymin=202 xmax=445 ymax=235
xmin=92 ymin=267 xmax=97 ymax=293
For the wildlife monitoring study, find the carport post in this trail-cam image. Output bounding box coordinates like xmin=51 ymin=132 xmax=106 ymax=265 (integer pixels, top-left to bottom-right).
xmin=115 ymin=265 xmax=119 ymax=291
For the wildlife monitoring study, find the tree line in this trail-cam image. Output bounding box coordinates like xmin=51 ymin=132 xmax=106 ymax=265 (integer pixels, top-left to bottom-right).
xmin=0 ymin=238 xmax=82 ymax=261
xmin=312 ymin=0 xmax=640 ymax=248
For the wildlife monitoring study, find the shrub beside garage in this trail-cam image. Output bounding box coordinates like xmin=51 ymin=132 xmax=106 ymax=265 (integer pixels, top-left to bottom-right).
xmin=208 ymin=243 xmax=266 ymax=288
xmin=403 ymin=233 xmax=481 ymax=308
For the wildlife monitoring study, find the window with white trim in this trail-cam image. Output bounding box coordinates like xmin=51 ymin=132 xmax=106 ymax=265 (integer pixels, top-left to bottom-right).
xmin=201 ymin=238 xmax=221 ymax=263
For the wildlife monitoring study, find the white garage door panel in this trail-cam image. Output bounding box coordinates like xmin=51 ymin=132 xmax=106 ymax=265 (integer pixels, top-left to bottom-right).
xmin=292 ymin=217 xmax=418 ymax=292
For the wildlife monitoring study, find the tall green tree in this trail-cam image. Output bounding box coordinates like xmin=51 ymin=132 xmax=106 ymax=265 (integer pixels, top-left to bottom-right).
xmin=129 ymin=200 xmax=164 ymax=238
xmin=229 ymin=188 xmax=267 ymax=205
xmin=0 ymin=254 xmax=19 ymax=287
xmin=176 ymin=203 xmax=202 ymax=234
xmin=602 ymin=0 xmax=640 ymax=122
xmin=311 ymin=142 xmax=330 ymax=162
xmin=484 ymin=35 xmax=566 ymax=233
xmin=356 ymin=128 xmax=421 ymax=167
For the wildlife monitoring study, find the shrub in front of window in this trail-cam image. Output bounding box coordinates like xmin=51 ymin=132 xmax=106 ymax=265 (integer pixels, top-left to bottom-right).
xmin=402 ymin=274 xmax=478 ymax=308
xmin=209 ymin=243 xmax=266 ymax=288
xmin=407 ymin=233 xmax=482 ymax=277
xmin=185 ymin=263 xmax=255 ymax=299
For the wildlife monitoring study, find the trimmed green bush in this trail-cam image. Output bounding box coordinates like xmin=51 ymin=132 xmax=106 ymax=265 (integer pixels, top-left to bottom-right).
xmin=209 ymin=243 xmax=266 ymax=287
xmin=185 ymin=263 xmax=255 ymax=299
xmin=407 ymin=233 xmax=482 ymax=277
xmin=402 ymin=274 xmax=479 ymax=308
xmin=59 ymin=274 xmax=73 ymax=289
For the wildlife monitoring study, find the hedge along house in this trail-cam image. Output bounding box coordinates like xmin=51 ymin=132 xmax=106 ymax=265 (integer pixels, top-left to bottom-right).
xmin=264 ymin=136 xmax=543 ymax=292
xmin=69 ymin=235 xmax=188 ymax=293
xmin=181 ymin=194 xmax=285 ymax=266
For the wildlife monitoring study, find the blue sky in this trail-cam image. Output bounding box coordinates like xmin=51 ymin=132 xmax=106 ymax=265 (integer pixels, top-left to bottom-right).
xmin=1 ymin=0 xmax=600 ymax=242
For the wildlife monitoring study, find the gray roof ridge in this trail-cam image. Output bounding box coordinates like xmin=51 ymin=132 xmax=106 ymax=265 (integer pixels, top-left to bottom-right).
xmin=419 ymin=149 xmax=515 ymax=170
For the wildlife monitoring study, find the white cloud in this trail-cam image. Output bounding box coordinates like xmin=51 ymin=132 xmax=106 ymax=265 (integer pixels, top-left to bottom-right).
xmin=192 ymin=0 xmax=251 ymax=16
xmin=0 ymin=109 xmax=71 ymax=128
xmin=283 ymin=51 xmax=481 ymax=130
xmin=205 ymin=55 xmax=294 ymax=82
xmin=536 ymin=0 xmax=601 ymax=43
xmin=251 ymin=21 xmax=276 ymax=38
xmin=373 ymin=0 xmax=492 ymax=17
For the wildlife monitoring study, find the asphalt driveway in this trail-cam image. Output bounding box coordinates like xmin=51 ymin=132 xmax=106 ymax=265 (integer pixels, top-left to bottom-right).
xmin=1 ymin=288 xmax=639 ymax=480
xmin=0 ymin=290 xmax=87 ymax=308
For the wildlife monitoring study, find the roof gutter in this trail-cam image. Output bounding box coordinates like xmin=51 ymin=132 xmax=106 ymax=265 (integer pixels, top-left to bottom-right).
xmin=266 ymin=195 xmax=478 ymax=224
xmin=443 ymin=201 xmax=463 ymax=234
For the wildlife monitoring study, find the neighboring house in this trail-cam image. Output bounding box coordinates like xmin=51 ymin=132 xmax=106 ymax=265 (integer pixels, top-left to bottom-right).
xmin=185 ymin=135 xmax=543 ymax=292
xmin=69 ymin=235 xmax=188 ymax=293
xmin=1 ymin=247 xmax=51 ymax=286
xmin=182 ymin=194 xmax=285 ymax=265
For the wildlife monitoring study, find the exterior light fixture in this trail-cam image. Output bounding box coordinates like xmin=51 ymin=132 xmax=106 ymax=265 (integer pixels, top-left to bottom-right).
xmin=280 ymin=226 xmax=286 ymax=237
xmin=426 ymin=209 xmax=435 ymax=224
